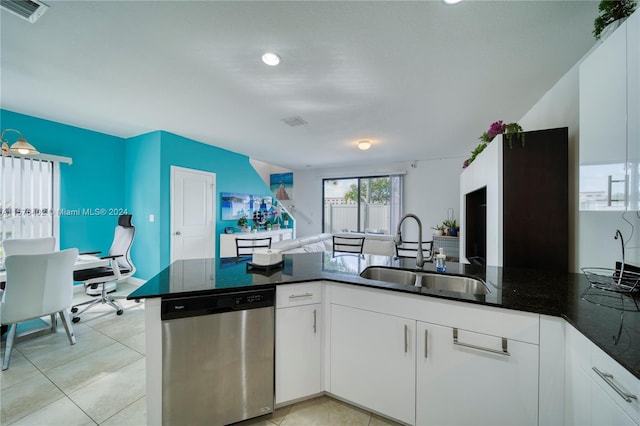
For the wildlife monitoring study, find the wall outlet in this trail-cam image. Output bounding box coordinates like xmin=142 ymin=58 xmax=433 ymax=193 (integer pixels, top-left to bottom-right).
xmin=149 ymin=214 xmax=155 ymax=223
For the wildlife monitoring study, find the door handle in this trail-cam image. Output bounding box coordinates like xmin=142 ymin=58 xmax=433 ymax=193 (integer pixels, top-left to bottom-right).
xmin=404 ymin=324 xmax=408 ymax=353
xmin=175 ymin=231 xmax=182 ymax=236
xmin=313 ymin=309 xmax=317 ymax=334
xmin=593 ymin=367 xmax=638 ymax=403
xmin=424 ymin=329 xmax=428 ymax=359
xmin=453 ymin=328 xmax=510 ymax=356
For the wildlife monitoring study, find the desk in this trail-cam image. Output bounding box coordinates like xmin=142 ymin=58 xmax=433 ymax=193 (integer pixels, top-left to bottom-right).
xmin=0 ymin=254 xmax=109 ymax=283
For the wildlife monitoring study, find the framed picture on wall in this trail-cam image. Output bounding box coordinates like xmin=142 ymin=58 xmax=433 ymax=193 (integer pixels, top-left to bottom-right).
xmin=270 ymin=172 xmax=293 ymax=201
xmin=221 ymin=192 xmax=251 ymax=220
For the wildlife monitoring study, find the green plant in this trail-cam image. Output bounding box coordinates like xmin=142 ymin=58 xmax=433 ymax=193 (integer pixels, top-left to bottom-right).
xmin=432 ymin=224 xmax=445 ymax=231
xmin=463 ymin=120 xmax=525 ymax=168
xmin=442 ymin=219 xmax=458 ymax=230
xmin=237 ymin=216 xmax=248 ymax=227
xmin=593 ymin=0 xmax=637 ymax=40
xmin=282 ymin=212 xmax=290 ymax=221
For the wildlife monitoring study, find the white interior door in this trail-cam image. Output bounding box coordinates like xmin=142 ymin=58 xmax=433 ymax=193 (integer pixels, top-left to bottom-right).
xmin=171 ymin=166 xmax=216 ymax=262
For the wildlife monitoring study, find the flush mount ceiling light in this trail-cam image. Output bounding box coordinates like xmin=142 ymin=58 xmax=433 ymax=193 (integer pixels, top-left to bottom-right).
xmin=442 ymin=0 xmax=463 ymax=4
xmin=261 ymin=52 xmax=281 ymax=66
xmin=357 ymin=140 xmax=372 ymax=150
xmin=1 ymin=129 xmax=39 ymax=156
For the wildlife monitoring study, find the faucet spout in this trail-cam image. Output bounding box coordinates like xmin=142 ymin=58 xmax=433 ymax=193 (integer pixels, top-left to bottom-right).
xmin=396 ymin=213 xmax=424 ymax=268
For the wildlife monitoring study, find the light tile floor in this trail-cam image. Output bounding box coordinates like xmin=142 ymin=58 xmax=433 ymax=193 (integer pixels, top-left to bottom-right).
xmin=1 ymin=284 xmax=401 ymax=426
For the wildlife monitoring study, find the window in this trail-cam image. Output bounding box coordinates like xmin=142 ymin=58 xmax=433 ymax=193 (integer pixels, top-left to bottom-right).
xmin=323 ymin=175 xmax=403 ymax=235
xmin=0 ymin=155 xmax=58 ymax=257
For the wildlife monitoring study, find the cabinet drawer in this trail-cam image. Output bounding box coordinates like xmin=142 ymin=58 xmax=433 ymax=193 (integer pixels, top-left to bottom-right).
xmin=277 ymin=283 xmax=322 ymax=308
xmin=590 ymin=345 xmax=640 ymax=423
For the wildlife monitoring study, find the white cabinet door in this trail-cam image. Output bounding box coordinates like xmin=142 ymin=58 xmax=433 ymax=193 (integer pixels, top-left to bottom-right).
xmin=416 ymin=322 xmax=538 ymax=426
xmin=628 ymin=10 xmax=640 ymax=211
xmin=592 ymin=382 xmax=638 ymax=426
xmin=276 ymin=303 xmax=322 ymax=404
xmin=580 ymin=10 xmax=640 ymax=212
xmin=330 ymin=304 xmax=415 ymax=425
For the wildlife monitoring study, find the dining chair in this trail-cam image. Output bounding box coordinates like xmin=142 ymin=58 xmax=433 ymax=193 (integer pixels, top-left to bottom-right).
xmin=1 ymin=248 xmax=78 ymax=370
xmin=2 ymin=236 xmax=55 ymax=256
xmin=332 ymin=235 xmax=365 ymax=257
xmin=235 ymin=237 xmax=272 ymax=257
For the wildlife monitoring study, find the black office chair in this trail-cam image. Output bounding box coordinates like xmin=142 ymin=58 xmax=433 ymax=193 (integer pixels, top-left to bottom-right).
xmin=332 ymin=235 xmax=365 ymax=257
xmin=235 ymin=237 xmax=272 ymax=257
xmin=395 ymin=240 xmax=433 ymax=260
xmin=71 ymin=215 xmax=136 ymax=322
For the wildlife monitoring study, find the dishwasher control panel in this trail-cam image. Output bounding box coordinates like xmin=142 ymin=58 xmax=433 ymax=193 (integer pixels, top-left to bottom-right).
xmin=161 ymin=287 xmax=275 ymax=320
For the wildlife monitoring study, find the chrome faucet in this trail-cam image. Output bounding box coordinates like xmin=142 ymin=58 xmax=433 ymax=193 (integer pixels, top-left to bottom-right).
xmin=395 ymin=213 xmax=424 ymax=268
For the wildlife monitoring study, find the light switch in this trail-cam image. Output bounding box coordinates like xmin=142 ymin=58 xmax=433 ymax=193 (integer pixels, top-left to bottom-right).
xmin=149 ymin=214 xmax=155 ymax=223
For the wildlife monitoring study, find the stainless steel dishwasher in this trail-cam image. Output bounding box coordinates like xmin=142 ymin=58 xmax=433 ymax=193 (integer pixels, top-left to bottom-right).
xmin=161 ymin=287 xmax=275 ymax=426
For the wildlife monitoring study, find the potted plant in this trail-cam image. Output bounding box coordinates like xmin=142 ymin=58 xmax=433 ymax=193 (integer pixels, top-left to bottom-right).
xmin=593 ymin=0 xmax=637 ymax=40
xmin=282 ymin=212 xmax=290 ymax=227
xmin=442 ymin=219 xmax=459 ymax=237
xmin=237 ymin=216 xmax=249 ymax=232
xmin=265 ymin=219 xmax=272 ymax=230
xmin=432 ymin=224 xmax=445 ymax=237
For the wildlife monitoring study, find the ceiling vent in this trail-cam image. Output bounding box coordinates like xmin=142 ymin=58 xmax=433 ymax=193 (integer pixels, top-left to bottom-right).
xmin=281 ymin=116 xmax=308 ymax=127
xmin=1 ymin=0 xmax=49 ymax=23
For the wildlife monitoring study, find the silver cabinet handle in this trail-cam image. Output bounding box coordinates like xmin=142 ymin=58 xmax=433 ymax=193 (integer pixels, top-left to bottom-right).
xmin=313 ymin=309 xmax=317 ymax=334
xmin=404 ymin=325 xmax=408 ymax=353
xmin=424 ymin=329 xmax=428 ymax=359
xmin=593 ymin=367 xmax=638 ymax=403
xmin=453 ymin=328 xmax=510 ymax=357
xmin=289 ymin=293 xmax=313 ymax=299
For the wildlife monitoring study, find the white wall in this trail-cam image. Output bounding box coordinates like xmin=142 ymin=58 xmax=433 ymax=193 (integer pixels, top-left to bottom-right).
xmin=292 ymin=157 xmax=465 ymax=241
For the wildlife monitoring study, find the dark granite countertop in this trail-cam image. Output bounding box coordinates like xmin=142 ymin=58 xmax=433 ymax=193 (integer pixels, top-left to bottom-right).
xmin=128 ymin=252 xmax=640 ymax=379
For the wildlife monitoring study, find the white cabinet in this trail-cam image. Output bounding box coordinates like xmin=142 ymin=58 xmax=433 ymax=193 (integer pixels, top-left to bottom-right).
xmin=220 ymin=229 xmax=292 ymax=257
xmin=416 ymin=322 xmax=539 ymax=426
xmin=580 ymin=9 xmax=640 ymax=211
xmin=565 ymin=323 xmax=640 ymax=426
xmin=275 ymin=283 xmax=322 ymax=405
xmin=328 ymin=283 xmax=539 ymax=426
xmin=330 ymin=304 xmax=415 ymax=425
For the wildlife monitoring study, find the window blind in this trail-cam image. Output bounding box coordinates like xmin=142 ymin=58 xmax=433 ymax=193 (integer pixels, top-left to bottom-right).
xmin=0 ymin=155 xmax=54 ymax=243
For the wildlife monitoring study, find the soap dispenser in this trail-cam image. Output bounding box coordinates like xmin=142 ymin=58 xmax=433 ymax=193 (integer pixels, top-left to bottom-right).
xmin=436 ymin=248 xmax=446 ymax=272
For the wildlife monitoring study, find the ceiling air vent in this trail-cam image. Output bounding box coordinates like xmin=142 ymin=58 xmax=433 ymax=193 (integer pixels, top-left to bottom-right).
xmin=1 ymin=0 xmax=49 ymax=23
xmin=281 ymin=116 xmax=308 ymax=127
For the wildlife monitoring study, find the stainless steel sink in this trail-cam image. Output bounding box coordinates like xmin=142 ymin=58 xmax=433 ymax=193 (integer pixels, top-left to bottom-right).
xmin=418 ymin=273 xmax=489 ymax=295
xmin=359 ymin=267 xmax=489 ymax=295
xmin=359 ymin=267 xmax=417 ymax=286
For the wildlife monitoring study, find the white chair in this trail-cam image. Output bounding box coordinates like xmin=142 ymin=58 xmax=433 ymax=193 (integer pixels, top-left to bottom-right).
xmin=1 ymin=248 xmax=78 ymax=370
xmin=2 ymin=237 xmax=55 ymax=256
xmin=71 ymin=215 xmax=136 ymax=322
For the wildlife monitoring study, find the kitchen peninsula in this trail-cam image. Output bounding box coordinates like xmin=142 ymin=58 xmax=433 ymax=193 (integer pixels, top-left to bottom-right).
xmin=129 ymin=252 xmax=640 ymax=426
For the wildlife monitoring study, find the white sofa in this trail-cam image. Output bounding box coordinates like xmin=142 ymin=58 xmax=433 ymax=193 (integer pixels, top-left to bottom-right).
xmin=271 ymin=232 xmax=396 ymax=256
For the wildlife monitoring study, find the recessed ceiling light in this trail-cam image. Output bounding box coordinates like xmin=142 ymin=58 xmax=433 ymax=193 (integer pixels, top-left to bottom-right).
xmin=261 ymin=52 xmax=281 ymax=66
xmin=357 ymin=140 xmax=372 ymax=150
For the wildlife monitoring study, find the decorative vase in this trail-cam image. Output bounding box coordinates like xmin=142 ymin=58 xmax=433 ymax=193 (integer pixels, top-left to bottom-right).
xmin=434 ymin=230 xmax=444 ymax=237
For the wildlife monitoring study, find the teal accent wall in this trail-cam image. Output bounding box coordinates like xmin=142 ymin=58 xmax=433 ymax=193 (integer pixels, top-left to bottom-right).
xmin=124 ymin=131 xmax=162 ymax=281
xmin=156 ymin=132 xmax=272 ymax=276
xmin=1 ymin=110 xmax=274 ymax=282
xmin=0 ymin=110 xmax=126 ymax=255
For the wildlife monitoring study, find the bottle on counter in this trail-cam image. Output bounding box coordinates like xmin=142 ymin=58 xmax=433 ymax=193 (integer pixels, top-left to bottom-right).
xmin=436 ymin=248 xmax=446 ymax=272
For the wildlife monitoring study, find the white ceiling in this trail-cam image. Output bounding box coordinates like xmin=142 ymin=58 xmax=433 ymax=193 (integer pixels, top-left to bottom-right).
xmin=1 ymin=0 xmax=599 ymax=170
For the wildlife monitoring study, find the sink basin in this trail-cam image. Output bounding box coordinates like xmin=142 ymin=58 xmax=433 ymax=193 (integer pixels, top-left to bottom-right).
xmin=359 ymin=267 xmax=489 ymax=295
xmin=359 ymin=267 xmax=417 ymax=286
xmin=418 ymin=273 xmax=489 ymax=295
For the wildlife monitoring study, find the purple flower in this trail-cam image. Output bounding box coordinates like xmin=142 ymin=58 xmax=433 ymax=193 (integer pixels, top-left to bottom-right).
xmin=487 ymin=120 xmax=506 ymax=140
